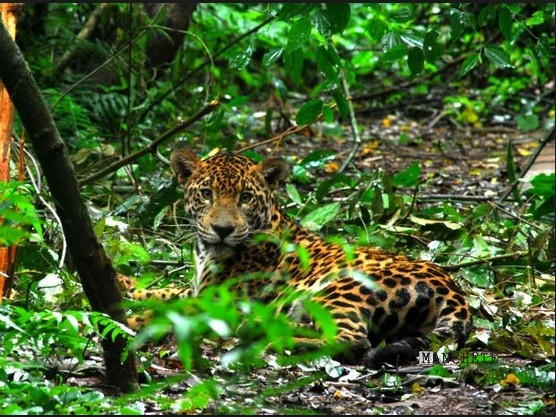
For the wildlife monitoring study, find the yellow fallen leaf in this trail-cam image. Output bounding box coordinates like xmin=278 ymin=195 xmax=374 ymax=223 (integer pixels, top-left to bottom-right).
xmin=411 ymin=382 xmax=423 ymax=394
xmin=325 ymin=161 xmax=340 ymax=174
xmin=333 ymin=390 xmax=342 ymax=399
xmin=500 ymin=373 xmax=520 ymax=387
xmin=382 ymin=117 xmax=391 ymax=128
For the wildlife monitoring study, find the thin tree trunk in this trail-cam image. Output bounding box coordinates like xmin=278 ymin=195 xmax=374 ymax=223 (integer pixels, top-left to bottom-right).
xmin=0 ymin=15 xmax=138 ymax=392
xmin=0 ymin=3 xmax=22 ymax=301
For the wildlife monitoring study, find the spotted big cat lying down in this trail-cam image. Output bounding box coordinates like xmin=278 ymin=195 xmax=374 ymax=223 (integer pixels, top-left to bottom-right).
xmin=120 ymin=148 xmax=473 ymax=368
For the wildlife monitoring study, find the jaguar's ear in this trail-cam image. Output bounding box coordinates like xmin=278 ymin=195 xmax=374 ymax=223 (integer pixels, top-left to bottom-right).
xmin=170 ymin=149 xmax=200 ymax=184
xmin=261 ymin=158 xmax=288 ymax=190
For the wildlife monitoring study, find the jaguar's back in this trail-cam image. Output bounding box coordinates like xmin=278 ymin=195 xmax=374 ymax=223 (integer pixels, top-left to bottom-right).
xmin=130 ymin=148 xmax=473 ymax=368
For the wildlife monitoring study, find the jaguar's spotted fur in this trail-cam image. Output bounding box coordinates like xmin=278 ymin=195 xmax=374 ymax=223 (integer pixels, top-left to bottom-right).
xmin=122 ymin=148 xmax=473 ymax=368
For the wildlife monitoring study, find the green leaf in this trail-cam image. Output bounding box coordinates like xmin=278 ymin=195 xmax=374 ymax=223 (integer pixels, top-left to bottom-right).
xmin=322 ymin=105 xmax=334 ymax=123
xmin=423 ymin=31 xmax=442 ymax=63
xmin=382 ymin=31 xmax=401 ymax=51
xmin=315 ymin=46 xmax=338 ymax=80
xmin=389 ymin=6 xmax=416 ymax=23
xmin=483 ymin=45 xmax=513 ymax=68
xmin=459 ymin=53 xmax=479 ymax=77
xmin=393 ymin=161 xmax=421 ymax=187
xmin=263 ymin=47 xmax=283 ymax=67
xmin=400 ymin=32 xmax=423 ymax=48
xmin=516 ymin=113 xmax=539 ymax=131
xmin=278 ymin=4 xmax=316 ymax=21
xmin=301 ymin=202 xmax=341 ymax=231
xmin=478 ymin=4 xmax=496 ymax=26
xmin=369 ymin=17 xmax=386 ymax=41
xmin=381 ymin=44 xmax=408 ymax=63
xmin=408 ymin=47 xmax=424 ymax=76
xmin=324 ymin=3 xmax=350 ymax=34
xmin=228 ymin=45 xmax=254 ymax=69
xmin=284 ymin=48 xmax=304 ymax=84
xmin=449 ymin=9 xmax=465 ymax=41
xmin=296 ymin=99 xmax=323 ymax=125
xmin=332 ymin=91 xmax=349 ymax=118
xmin=525 ymin=10 xmax=544 ymax=26
xmin=498 ymin=5 xmax=513 ymax=40
xmin=286 ymin=183 xmax=303 ymax=205
xmin=286 ymin=17 xmax=312 ymax=52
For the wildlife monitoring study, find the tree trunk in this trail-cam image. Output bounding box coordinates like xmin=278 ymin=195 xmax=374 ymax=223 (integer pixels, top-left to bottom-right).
xmin=0 ymin=16 xmax=138 ymax=392
xmin=0 ymin=3 xmax=21 ymax=301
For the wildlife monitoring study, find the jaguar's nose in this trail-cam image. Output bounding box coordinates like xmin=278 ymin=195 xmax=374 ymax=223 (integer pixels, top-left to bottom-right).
xmin=212 ymin=224 xmax=235 ymax=239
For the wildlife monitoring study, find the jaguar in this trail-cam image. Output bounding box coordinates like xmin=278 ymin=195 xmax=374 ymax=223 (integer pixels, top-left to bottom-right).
xmin=122 ymin=148 xmax=473 ymax=368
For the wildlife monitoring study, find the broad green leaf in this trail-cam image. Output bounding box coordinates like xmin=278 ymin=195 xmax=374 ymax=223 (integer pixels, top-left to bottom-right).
xmin=498 ymin=6 xmax=513 ymax=40
xmin=423 ymin=30 xmax=442 ymax=63
xmin=382 ymin=31 xmax=401 ymax=51
xmin=296 ymin=99 xmax=323 ymax=125
xmin=381 ymin=44 xmax=408 ymax=63
xmin=390 ymin=6 xmax=416 ymax=23
xmin=324 ymin=3 xmax=350 ymax=34
xmin=286 ymin=17 xmax=312 ymax=52
xmin=400 ymin=32 xmax=423 ymax=48
xmin=278 ymin=4 xmax=316 ymax=21
xmin=284 ymin=48 xmax=304 ymax=84
xmin=228 ymin=45 xmax=254 ymax=69
xmin=459 ymin=53 xmax=479 ymax=78
xmin=393 ymin=162 xmax=421 ymax=187
xmin=301 ymin=202 xmax=341 ymax=231
xmin=369 ymin=17 xmax=386 ymax=41
xmin=315 ymin=46 xmax=338 ymax=80
xmin=408 ymin=47 xmax=424 ymax=76
xmin=263 ymin=47 xmax=283 ymax=67
xmin=478 ymin=4 xmax=496 ymax=26
xmin=449 ymin=8 xmax=465 ymax=41
xmin=312 ymin=9 xmax=333 ymax=38
xmin=483 ymin=45 xmax=513 ymax=68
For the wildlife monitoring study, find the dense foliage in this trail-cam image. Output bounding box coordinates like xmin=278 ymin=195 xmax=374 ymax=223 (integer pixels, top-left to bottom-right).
xmin=1 ymin=3 xmax=554 ymax=414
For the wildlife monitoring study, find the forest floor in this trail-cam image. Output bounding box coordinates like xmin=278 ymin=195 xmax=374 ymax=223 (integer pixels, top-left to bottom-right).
xmin=70 ymin=114 xmax=554 ymax=415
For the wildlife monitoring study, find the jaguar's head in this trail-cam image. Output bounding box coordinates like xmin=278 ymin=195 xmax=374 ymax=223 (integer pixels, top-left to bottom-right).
xmin=171 ymin=148 xmax=288 ymax=260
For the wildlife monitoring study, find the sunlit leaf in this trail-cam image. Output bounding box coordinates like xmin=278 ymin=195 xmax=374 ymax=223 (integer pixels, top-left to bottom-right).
xmin=459 ymin=53 xmax=479 ymax=78
xmin=262 ymin=47 xmax=283 ymax=67
xmin=286 ymin=17 xmax=312 ymax=52
xmin=228 ymin=45 xmax=254 ymax=69
xmin=301 ymin=202 xmax=341 ymax=230
xmin=483 ymin=45 xmax=513 ymax=68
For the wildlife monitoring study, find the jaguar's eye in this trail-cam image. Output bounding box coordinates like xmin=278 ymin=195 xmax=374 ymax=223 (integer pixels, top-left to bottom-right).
xmin=239 ymin=191 xmax=252 ymax=204
xmin=200 ymin=189 xmax=213 ymax=200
